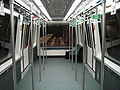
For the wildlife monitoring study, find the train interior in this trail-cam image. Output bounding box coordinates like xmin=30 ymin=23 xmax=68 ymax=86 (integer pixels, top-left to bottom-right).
xmin=0 ymin=0 xmax=120 ymax=90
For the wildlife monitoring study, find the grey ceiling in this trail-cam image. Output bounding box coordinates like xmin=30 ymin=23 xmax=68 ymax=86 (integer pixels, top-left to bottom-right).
xmin=40 ymin=0 xmax=75 ymax=21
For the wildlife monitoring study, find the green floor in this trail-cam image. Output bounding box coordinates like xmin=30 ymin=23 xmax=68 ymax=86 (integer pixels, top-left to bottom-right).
xmin=17 ymin=58 xmax=100 ymax=90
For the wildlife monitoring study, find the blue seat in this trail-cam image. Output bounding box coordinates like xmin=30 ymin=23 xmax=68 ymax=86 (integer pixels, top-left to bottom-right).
xmin=65 ymin=44 xmax=83 ymax=62
xmin=69 ymin=44 xmax=82 ymax=55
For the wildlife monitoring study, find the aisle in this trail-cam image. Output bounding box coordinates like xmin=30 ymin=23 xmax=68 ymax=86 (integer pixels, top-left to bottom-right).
xmin=17 ymin=58 xmax=100 ymax=90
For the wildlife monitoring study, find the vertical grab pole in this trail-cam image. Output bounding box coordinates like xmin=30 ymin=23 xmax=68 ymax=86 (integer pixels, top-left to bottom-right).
xmin=75 ymin=21 xmax=78 ymax=81
xmin=42 ymin=22 xmax=45 ymax=70
xmin=30 ymin=2 xmax=34 ymax=90
xmin=82 ymin=2 xmax=86 ymax=90
xmin=100 ymin=0 xmax=106 ymax=90
xmin=45 ymin=22 xmax=47 ymax=64
xmin=82 ymin=15 xmax=86 ymax=90
xmin=71 ymin=25 xmax=74 ymax=70
xmin=38 ymin=18 xmax=41 ymax=81
xmin=10 ymin=0 xmax=17 ymax=90
xmin=21 ymin=19 xmax=26 ymax=72
xmin=69 ymin=23 xmax=71 ymax=62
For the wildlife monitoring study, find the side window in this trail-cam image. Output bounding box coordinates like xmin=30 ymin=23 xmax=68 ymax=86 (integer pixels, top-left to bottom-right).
xmin=21 ymin=23 xmax=24 ymax=49
xmin=98 ymin=22 xmax=102 ymax=48
xmin=80 ymin=23 xmax=84 ymax=44
xmin=32 ymin=23 xmax=36 ymax=43
xmin=79 ymin=24 xmax=83 ymax=37
xmin=25 ymin=24 xmax=30 ymax=48
xmin=21 ymin=21 xmax=30 ymax=49
xmin=105 ymin=10 xmax=120 ymax=65
xmin=0 ymin=13 xmax=17 ymax=64
xmin=85 ymin=21 xmax=93 ymax=48
xmin=91 ymin=23 xmax=95 ymax=47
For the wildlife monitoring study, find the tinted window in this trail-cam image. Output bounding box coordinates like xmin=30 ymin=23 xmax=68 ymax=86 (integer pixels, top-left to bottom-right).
xmin=105 ymin=10 xmax=120 ymax=65
xmin=41 ymin=23 xmax=75 ymax=48
xmin=85 ymin=21 xmax=92 ymax=48
xmin=24 ymin=24 xmax=30 ymax=48
xmin=0 ymin=13 xmax=17 ymax=64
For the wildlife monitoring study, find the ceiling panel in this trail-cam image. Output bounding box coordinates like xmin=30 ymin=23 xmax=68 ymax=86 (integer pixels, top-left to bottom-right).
xmin=40 ymin=0 xmax=75 ymax=20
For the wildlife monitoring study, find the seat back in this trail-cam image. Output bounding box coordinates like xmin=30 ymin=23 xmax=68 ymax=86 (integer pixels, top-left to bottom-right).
xmin=74 ymin=44 xmax=81 ymax=54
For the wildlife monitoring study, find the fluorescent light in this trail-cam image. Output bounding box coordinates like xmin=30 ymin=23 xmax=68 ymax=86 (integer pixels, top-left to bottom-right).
xmin=4 ymin=8 xmax=19 ymax=17
xmin=64 ymin=0 xmax=82 ymax=20
xmin=34 ymin=0 xmax=52 ymax=20
xmin=15 ymin=0 xmax=30 ymax=10
xmin=69 ymin=0 xmax=99 ymax=19
xmin=106 ymin=0 xmax=113 ymax=6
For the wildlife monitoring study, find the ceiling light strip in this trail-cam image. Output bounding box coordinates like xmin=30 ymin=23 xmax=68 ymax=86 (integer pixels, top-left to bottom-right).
xmin=63 ymin=0 xmax=83 ymax=20
xmin=33 ymin=0 xmax=52 ymax=20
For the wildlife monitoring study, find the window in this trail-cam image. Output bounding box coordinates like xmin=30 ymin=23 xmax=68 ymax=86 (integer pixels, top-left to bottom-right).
xmin=79 ymin=23 xmax=84 ymax=44
xmin=85 ymin=21 xmax=93 ymax=48
xmin=25 ymin=24 xmax=30 ymax=48
xmin=32 ymin=23 xmax=36 ymax=44
xmin=98 ymin=22 xmax=102 ymax=48
xmin=0 ymin=13 xmax=17 ymax=64
xmin=105 ymin=9 xmax=120 ymax=65
xmin=21 ymin=21 xmax=30 ymax=49
xmin=40 ymin=23 xmax=76 ymax=48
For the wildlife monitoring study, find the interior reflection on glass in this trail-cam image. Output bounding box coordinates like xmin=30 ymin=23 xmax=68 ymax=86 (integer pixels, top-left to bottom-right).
xmin=40 ymin=23 xmax=76 ymax=48
xmin=105 ymin=9 xmax=120 ymax=64
xmin=0 ymin=13 xmax=17 ymax=64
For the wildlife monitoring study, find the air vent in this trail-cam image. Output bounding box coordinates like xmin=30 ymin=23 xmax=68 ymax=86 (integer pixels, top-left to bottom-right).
xmin=53 ymin=9 xmax=62 ymax=15
xmin=52 ymin=17 xmax=63 ymax=21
